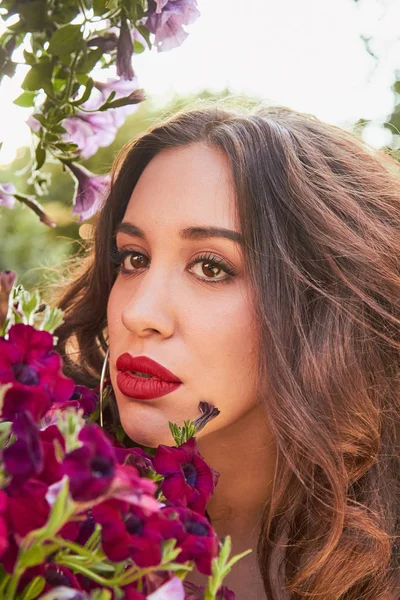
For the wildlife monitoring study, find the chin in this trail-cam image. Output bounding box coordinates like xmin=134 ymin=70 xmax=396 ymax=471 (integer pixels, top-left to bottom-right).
xmin=122 ymin=422 xmax=174 ymax=449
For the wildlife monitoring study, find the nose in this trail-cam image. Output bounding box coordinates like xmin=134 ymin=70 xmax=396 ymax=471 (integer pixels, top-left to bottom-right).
xmin=121 ymin=266 xmax=176 ymax=339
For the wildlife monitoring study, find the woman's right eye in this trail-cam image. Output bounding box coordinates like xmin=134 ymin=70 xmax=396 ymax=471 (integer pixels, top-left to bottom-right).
xmin=121 ymin=251 xmax=148 ymax=272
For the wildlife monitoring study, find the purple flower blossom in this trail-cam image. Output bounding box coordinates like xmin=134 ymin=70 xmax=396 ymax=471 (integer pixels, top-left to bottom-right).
xmin=1 ymin=385 xmax=51 ymax=424
xmin=193 ymin=401 xmax=220 ymax=434
xmin=3 ymin=411 xmax=43 ymax=487
xmin=92 ymin=498 xmax=182 ymax=566
xmin=64 ymin=162 xmax=110 ymax=222
xmin=62 ymin=424 xmax=117 ymax=501
xmin=0 ymin=324 xmax=74 ymax=421
xmin=94 ymin=77 xmax=143 ymax=128
xmin=153 ymin=437 xmax=219 ymax=514
xmin=114 ymin=445 xmax=154 ymax=477
xmin=117 ymin=16 xmax=135 ymax=80
xmin=62 ymin=110 xmax=117 ymax=159
xmin=146 ymin=0 xmax=200 ymax=52
xmin=68 ymin=385 xmax=98 ymax=415
xmin=0 ymin=183 xmax=16 ymax=209
xmin=6 ymin=479 xmax=50 ymax=538
xmin=162 ymin=506 xmax=219 ymax=575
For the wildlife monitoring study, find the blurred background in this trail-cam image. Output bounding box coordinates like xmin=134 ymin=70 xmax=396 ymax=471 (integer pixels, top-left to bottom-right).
xmin=0 ymin=0 xmax=399 ymax=290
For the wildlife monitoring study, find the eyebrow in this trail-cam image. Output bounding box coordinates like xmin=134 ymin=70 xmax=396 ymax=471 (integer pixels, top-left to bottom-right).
xmin=115 ymin=222 xmax=244 ymax=245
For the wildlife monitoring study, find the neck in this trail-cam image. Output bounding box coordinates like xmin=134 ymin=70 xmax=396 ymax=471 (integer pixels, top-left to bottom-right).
xmin=197 ymin=403 xmax=276 ymax=542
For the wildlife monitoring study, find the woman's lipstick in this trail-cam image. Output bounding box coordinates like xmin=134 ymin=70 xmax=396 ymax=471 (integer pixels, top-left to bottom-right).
xmin=116 ymin=353 xmax=182 ymax=400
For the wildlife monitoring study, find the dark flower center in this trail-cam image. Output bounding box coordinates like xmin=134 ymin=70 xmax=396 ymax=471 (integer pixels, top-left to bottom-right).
xmin=124 ymin=512 xmax=144 ymax=535
xmin=184 ymin=520 xmax=209 ymax=537
xmin=12 ymin=363 xmax=39 ymax=386
xmin=183 ymin=462 xmax=197 ymax=487
xmin=90 ymin=455 xmax=115 ymax=478
xmin=45 ymin=567 xmax=72 ymax=585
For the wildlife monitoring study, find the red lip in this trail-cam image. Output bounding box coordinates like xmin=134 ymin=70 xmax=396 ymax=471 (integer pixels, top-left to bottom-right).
xmin=115 ymin=354 xmax=182 ymax=400
xmin=116 ymin=354 xmax=181 ymax=383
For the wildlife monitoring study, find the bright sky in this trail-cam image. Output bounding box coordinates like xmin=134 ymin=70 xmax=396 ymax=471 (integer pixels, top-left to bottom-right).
xmin=0 ymin=0 xmax=398 ymax=165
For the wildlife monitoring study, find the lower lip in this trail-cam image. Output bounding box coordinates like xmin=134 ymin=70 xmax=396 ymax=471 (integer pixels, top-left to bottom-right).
xmin=116 ymin=372 xmax=182 ymax=400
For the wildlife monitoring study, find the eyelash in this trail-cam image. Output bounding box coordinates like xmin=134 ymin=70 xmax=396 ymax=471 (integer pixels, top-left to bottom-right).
xmin=108 ymin=246 xmax=237 ymax=285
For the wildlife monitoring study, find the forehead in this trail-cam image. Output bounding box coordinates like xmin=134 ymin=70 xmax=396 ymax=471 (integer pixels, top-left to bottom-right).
xmin=123 ymin=143 xmax=238 ymax=229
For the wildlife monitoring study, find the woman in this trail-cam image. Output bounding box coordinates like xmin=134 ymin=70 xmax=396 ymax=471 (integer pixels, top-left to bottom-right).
xmin=55 ymin=103 xmax=400 ymax=600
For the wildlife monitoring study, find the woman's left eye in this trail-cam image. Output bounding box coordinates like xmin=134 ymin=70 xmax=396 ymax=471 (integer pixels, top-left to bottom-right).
xmin=109 ymin=247 xmax=236 ymax=285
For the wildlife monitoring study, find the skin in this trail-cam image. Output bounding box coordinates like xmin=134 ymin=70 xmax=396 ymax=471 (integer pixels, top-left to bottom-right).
xmin=107 ymin=143 xmax=276 ymax=596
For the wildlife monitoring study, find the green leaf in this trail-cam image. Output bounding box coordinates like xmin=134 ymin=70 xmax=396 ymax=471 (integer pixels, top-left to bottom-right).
xmin=133 ymin=40 xmax=145 ymax=54
xmin=21 ymin=63 xmax=52 ymax=92
xmin=76 ymin=47 xmax=103 ymax=74
xmin=13 ymin=91 xmax=37 ymax=107
xmin=20 ymin=577 xmax=45 ymax=600
xmin=19 ymin=544 xmax=45 ymax=569
xmin=23 ymin=50 xmax=36 ymax=66
xmin=71 ymin=77 xmax=94 ymax=106
xmin=137 ymin=25 xmax=152 ymax=50
xmin=48 ymin=24 xmax=83 ymax=56
xmin=93 ymin=0 xmax=108 ymax=16
xmin=35 ymin=144 xmax=46 ymax=170
xmin=19 ymin=0 xmax=48 ymax=31
xmin=31 ymin=112 xmax=47 ymax=127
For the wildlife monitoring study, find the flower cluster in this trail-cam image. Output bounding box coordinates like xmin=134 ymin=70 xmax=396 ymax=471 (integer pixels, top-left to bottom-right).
xmin=0 ymin=0 xmax=200 ymax=224
xmin=0 ymin=277 xmax=248 ymax=599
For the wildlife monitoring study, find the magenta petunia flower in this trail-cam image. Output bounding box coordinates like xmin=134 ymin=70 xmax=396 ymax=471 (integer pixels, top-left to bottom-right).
xmin=0 ymin=324 xmax=74 ymax=421
xmin=146 ymin=0 xmax=200 ymax=52
xmin=38 ymin=424 xmax=65 ymax=485
xmin=6 ymin=479 xmax=50 ymax=538
xmin=0 ymin=183 xmax=16 ymax=209
xmin=64 ymin=161 xmax=111 ymax=222
xmin=153 ymin=437 xmax=219 ymax=514
xmin=0 ymin=491 xmax=8 ymax=561
xmin=114 ymin=444 xmax=154 ymax=477
xmin=161 ymin=506 xmax=219 ymax=575
xmin=3 ymin=411 xmax=43 ymax=487
xmin=62 ymin=424 xmax=117 ymax=501
xmin=68 ymin=384 xmax=98 ymax=415
xmin=61 ymin=425 xmax=114 ymax=501
xmin=93 ymin=497 xmax=182 ymax=566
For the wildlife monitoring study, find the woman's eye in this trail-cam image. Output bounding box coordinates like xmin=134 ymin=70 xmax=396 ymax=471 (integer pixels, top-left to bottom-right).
xmin=122 ymin=252 xmax=149 ymax=271
xmin=111 ymin=248 xmax=236 ymax=284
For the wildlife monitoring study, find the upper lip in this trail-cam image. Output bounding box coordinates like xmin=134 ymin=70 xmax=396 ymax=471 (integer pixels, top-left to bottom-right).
xmin=116 ymin=354 xmax=182 ymax=383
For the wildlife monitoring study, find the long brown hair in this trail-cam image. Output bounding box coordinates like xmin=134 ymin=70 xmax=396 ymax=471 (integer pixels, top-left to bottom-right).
xmin=55 ymin=101 xmax=400 ymax=599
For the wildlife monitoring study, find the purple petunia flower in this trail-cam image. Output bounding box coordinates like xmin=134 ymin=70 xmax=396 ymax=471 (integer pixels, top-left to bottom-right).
xmin=0 ymin=183 xmax=16 ymax=209
xmin=64 ymin=161 xmax=111 ymax=222
xmin=116 ymin=16 xmax=135 ymax=80
xmin=68 ymin=385 xmax=98 ymax=415
xmin=92 ymin=497 xmax=182 ymax=566
xmin=62 ymin=424 xmax=117 ymax=501
xmin=3 ymin=411 xmax=43 ymax=487
xmin=0 ymin=324 xmax=74 ymax=421
xmin=6 ymin=479 xmax=50 ymax=538
xmin=146 ymin=0 xmax=200 ymax=52
xmin=162 ymin=506 xmax=219 ymax=575
xmin=153 ymin=437 xmax=219 ymax=514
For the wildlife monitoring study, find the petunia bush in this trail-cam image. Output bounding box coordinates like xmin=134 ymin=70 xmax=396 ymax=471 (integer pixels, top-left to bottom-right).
xmin=0 ymin=272 xmax=251 ymax=600
xmin=0 ymin=0 xmax=200 ymax=225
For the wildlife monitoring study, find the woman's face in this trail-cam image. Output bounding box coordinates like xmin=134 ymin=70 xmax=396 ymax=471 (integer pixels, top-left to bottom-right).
xmin=107 ymin=143 xmax=261 ymax=447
